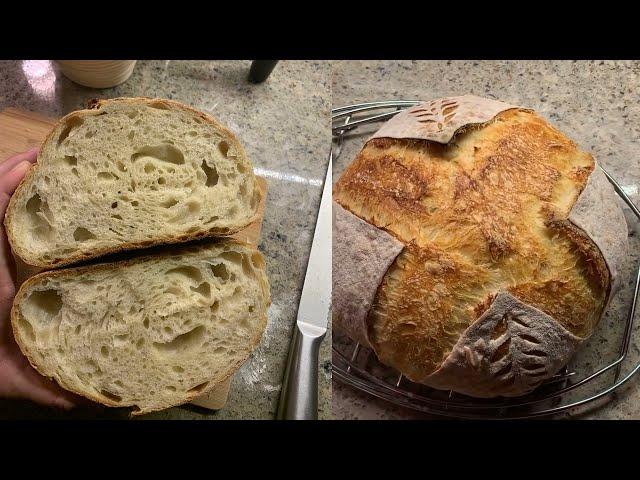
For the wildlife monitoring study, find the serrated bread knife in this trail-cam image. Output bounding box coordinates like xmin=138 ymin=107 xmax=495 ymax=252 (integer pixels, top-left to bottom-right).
xmin=276 ymin=151 xmax=332 ymax=420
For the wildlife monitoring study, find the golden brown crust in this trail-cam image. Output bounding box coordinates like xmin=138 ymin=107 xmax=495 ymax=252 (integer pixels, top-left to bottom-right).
xmin=369 ymin=243 xmax=494 ymax=379
xmin=10 ymin=239 xmax=270 ymax=415
xmin=4 ymin=97 xmax=261 ymax=269
xmin=335 ymin=108 xmax=610 ymax=379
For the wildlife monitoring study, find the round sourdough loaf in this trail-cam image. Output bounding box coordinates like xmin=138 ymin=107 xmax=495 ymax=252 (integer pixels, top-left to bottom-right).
xmin=333 ymin=95 xmax=629 ymax=398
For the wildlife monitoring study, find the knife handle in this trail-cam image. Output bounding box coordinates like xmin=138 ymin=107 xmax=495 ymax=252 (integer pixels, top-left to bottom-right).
xmin=248 ymin=60 xmax=279 ymax=83
xmin=276 ymin=323 xmax=326 ymax=420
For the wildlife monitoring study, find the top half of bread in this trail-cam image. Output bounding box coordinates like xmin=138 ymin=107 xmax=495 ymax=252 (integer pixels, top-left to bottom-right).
xmin=4 ymin=97 xmax=262 ymax=268
xmin=334 ymin=98 xmax=629 ymax=382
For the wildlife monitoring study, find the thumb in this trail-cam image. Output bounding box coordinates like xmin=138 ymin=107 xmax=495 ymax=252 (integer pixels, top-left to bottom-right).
xmin=0 ymin=161 xmax=32 ymax=320
xmin=0 ymin=161 xmax=32 ymax=212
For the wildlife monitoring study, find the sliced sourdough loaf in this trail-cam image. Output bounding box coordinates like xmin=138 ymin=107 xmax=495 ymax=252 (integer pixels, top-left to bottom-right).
xmin=5 ymin=97 xmax=262 ymax=268
xmin=11 ymin=240 xmax=270 ymax=414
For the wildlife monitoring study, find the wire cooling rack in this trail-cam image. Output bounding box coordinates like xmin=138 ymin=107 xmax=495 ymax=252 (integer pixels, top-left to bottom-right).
xmin=331 ymin=100 xmax=640 ymax=419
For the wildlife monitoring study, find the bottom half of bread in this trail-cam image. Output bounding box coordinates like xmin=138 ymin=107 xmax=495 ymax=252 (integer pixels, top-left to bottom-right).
xmin=11 ymin=240 xmax=270 ymax=415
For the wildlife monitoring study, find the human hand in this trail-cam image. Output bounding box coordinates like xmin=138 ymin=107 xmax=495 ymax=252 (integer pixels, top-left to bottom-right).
xmin=0 ymin=148 xmax=83 ymax=409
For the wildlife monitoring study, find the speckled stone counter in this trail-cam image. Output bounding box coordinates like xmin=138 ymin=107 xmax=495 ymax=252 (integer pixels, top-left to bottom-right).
xmin=332 ymin=60 xmax=640 ymax=420
xmin=0 ymin=60 xmax=331 ymax=419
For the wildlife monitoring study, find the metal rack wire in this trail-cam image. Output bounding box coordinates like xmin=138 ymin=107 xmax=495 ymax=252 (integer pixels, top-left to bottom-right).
xmin=331 ymin=100 xmax=640 ymax=419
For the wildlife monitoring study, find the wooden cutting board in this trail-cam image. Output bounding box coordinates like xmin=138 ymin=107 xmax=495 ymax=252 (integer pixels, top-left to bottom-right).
xmin=0 ymin=107 xmax=268 ymax=411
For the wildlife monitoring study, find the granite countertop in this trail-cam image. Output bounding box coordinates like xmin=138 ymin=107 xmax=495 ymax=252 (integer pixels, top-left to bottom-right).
xmin=0 ymin=60 xmax=331 ymax=420
xmin=332 ymin=60 xmax=640 ymax=420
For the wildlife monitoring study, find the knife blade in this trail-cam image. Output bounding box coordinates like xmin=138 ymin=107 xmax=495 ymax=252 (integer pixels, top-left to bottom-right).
xmin=276 ymin=151 xmax=332 ymax=420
